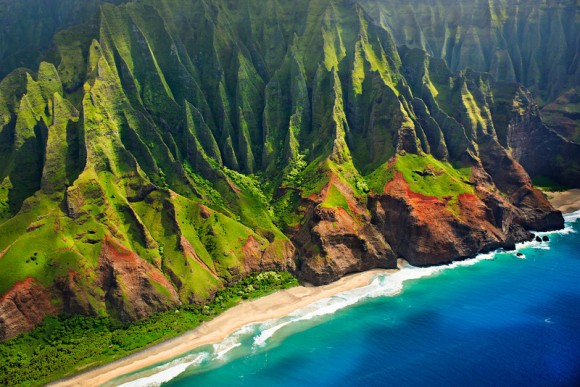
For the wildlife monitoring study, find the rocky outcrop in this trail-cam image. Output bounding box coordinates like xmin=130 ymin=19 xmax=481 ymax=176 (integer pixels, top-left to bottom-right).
xmin=492 ymin=85 xmax=580 ymax=187
xmin=54 ymin=270 xmax=101 ymax=317
xmin=294 ymin=179 xmax=397 ymax=285
xmin=0 ymin=278 xmax=57 ymax=341
xmin=0 ymin=0 xmax=570 ymax=339
xmin=369 ymin=171 xmax=533 ymax=266
xmin=294 ymin=152 xmax=561 ymax=276
xmin=97 ymin=236 xmax=180 ymax=321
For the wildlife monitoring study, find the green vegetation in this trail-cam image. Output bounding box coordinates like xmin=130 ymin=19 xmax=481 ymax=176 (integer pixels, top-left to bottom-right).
xmin=320 ymin=184 xmax=350 ymax=211
xmin=533 ymin=176 xmax=570 ymax=192
xmin=395 ymin=154 xmax=473 ymax=198
xmin=365 ymin=154 xmax=473 ymax=199
xmin=222 ymin=168 xmax=269 ymax=209
xmin=272 ymin=189 xmax=303 ymax=230
xmin=0 ymin=3 xmax=577 ymax=385
xmin=366 ymin=161 xmax=396 ymax=194
xmin=0 ymin=0 xmax=565 ymax=310
xmin=0 ymin=272 xmax=298 ymax=387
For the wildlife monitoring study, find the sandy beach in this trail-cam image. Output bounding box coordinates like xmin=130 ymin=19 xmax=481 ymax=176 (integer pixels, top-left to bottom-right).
xmin=545 ymin=189 xmax=580 ymax=214
xmin=52 ymin=269 xmax=393 ymax=387
xmin=50 ymin=189 xmax=580 ymax=387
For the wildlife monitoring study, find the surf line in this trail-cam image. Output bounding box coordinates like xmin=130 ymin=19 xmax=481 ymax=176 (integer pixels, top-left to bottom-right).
xmin=114 ymin=210 xmax=580 ymax=386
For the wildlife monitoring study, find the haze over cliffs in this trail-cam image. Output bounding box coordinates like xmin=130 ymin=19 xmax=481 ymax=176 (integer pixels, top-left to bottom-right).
xmin=0 ymin=0 xmax=576 ymax=340
xmin=361 ymin=0 xmax=580 ymax=103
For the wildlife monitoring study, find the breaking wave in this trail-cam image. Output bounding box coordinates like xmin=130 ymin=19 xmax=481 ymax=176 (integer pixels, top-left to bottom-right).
xmin=113 ymin=210 xmax=580 ymax=386
xmin=117 ymin=352 xmax=209 ymax=387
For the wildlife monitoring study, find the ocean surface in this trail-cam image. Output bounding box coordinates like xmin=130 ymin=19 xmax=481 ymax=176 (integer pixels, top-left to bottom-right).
xmin=112 ymin=211 xmax=580 ymax=387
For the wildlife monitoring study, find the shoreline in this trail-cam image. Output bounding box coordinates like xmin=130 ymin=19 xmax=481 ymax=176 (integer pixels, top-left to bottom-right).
xmin=51 ymin=190 xmax=580 ymax=387
xmin=545 ymin=188 xmax=580 ymax=214
xmin=52 ymin=269 xmax=394 ymax=387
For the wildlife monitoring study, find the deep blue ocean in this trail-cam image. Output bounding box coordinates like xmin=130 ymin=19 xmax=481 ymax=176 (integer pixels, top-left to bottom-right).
xmin=113 ymin=211 xmax=580 ymax=387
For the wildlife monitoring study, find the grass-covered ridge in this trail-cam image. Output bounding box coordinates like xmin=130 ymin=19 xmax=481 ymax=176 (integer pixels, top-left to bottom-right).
xmin=0 ymin=272 xmax=298 ymax=387
xmin=366 ymin=154 xmax=473 ymax=199
xmin=0 ymin=0 xmax=557 ymax=319
xmin=0 ymin=0 xmax=573 ymax=366
xmin=395 ymin=154 xmax=474 ymax=198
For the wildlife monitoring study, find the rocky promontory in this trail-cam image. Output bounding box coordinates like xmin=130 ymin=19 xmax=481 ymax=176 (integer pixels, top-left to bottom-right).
xmin=0 ymin=0 xmax=571 ymax=340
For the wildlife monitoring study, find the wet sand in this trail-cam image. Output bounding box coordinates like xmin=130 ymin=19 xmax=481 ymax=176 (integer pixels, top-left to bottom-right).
xmin=52 ymin=269 xmax=393 ymax=387
xmin=52 ymin=189 xmax=580 ymax=386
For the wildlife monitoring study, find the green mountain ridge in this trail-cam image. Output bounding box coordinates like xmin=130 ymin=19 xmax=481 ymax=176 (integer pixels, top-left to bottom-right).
xmin=359 ymin=0 xmax=580 ymax=105
xmin=0 ymin=0 xmax=574 ymax=341
xmin=3 ymin=0 xmax=578 ymax=105
xmin=0 ymin=0 xmax=129 ymax=79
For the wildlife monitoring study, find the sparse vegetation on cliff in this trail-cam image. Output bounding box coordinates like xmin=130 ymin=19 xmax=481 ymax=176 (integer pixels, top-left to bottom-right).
xmin=0 ymin=0 xmax=571 ymax=366
xmin=0 ymin=271 xmax=298 ymax=387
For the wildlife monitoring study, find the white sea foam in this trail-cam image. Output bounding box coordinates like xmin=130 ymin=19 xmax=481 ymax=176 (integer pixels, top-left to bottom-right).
xmin=564 ymin=209 xmax=580 ymax=224
xmin=213 ymin=337 xmax=242 ymax=359
xmin=528 ymin=209 xmax=580 ymax=240
xmin=533 ymin=245 xmax=551 ymax=250
xmin=212 ymin=324 xmax=254 ymax=359
xmin=118 ymin=352 xmax=209 ymax=387
xmin=512 ymin=209 xmax=580 ymax=252
xmin=120 ymin=210 xmax=580 ymax=385
xmin=515 ymin=238 xmax=548 ymax=252
xmin=253 ymin=253 xmax=496 ymax=348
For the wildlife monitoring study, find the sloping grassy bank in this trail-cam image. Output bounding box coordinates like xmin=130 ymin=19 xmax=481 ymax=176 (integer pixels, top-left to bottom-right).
xmin=0 ymin=272 xmax=298 ymax=386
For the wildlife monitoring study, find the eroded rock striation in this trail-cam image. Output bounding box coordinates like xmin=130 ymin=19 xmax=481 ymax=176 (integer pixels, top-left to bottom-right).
xmin=0 ymin=0 xmax=571 ymax=339
xmin=359 ymin=0 xmax=580 ymax=104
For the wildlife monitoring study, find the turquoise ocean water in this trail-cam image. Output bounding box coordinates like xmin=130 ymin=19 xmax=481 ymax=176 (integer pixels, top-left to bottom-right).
xmin=112 ymin=211 xmax=580 ymax=386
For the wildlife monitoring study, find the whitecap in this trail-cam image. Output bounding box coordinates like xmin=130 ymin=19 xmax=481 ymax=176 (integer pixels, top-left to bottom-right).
xmin=253 ymin=253 xmax=496 ymax=348
xmin=564 ymin=209 xmax=580 ymax=224
xmin=118 ymin=352 xmax=209 ymax=387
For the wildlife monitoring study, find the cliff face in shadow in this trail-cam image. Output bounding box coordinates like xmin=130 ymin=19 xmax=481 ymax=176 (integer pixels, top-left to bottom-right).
xmin=0 ymin=0 xmax=131 ymax=79
xmin=360 ymin=0 xmax=579 ymax=105
xmin=541 ymin=88 xmax=580 ymax=143
xmin=0 ymin=0 xmax=568 ymax=339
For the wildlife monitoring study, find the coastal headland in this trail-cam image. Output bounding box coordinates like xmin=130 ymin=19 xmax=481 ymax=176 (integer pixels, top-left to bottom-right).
xmin=52 ymin=188 xmax=580 ymax=387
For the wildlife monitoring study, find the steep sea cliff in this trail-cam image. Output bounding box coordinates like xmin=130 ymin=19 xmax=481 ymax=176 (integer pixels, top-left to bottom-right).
xmin=0 ymin=0 xmax=570 ymax=341
xmin=110 ymin=210 xmax=580 ymax=386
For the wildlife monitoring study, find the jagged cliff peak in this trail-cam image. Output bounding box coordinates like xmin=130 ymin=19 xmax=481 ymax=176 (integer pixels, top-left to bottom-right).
xmin=0 ymin=0 xmax=571 ymax=340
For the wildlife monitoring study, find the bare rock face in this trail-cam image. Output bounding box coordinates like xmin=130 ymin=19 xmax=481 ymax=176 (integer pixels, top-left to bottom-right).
xmin=507 ymin=90 xmax=580 ymax=188
xmin=490 ymin=84 xmax=580 ymax=188
xmin=97 ymin=236 xmax=180 ymax=321
xmin=0 ymin=278 xmax=57 ymax=341
xmin=368 ymin=167 xmax=560 ymax=267
xmin=371 ymin=172 xmax=499 ymax=266
xmin=291 ymin=167 xmax=560 ymax=281
xmin=512 ymin=188 xmax=565 ymax=232
xmin=54 ymin=270 xmax=101 ymax=317
xmin=259 ymin=238 xmax=297 ymax=273
xmin=293 ymin=179 xmax=397 ymax=285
